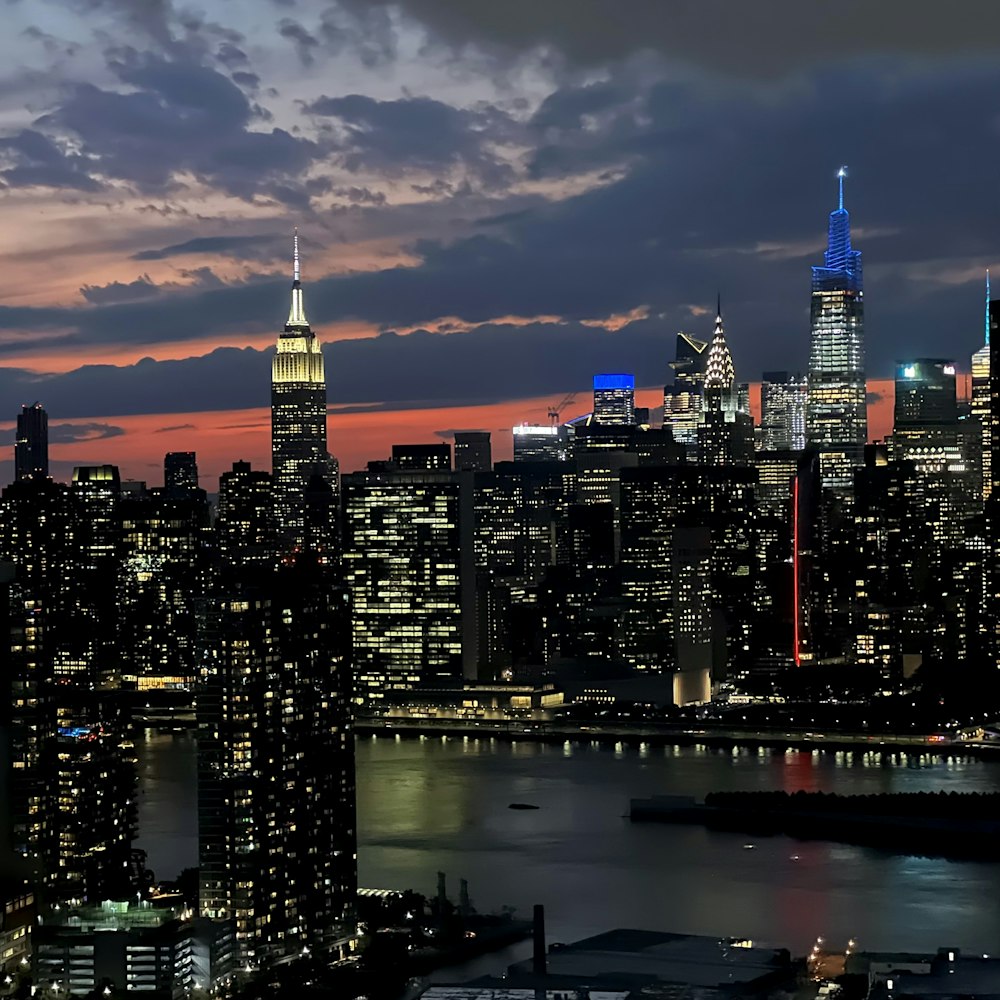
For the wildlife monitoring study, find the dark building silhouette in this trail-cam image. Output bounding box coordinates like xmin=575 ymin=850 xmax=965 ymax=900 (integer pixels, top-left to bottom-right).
xmin=14 ymin=403 xmax=48 ymax=482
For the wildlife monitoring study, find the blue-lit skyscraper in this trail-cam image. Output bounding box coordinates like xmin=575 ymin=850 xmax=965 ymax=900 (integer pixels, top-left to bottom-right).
xmin=593 ymin=373 xmax=635 ymax=425
xmin=806 ymin=168 xmax=867 ymax=490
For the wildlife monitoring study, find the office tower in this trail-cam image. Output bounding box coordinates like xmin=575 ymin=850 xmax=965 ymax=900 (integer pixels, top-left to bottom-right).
xmin=512 ymin=424 xmax=569 ymax=462
xmin=454 ymin=431 xmax=492 ymax=472
xmin=760 ymin=372 xmax=808 ymax=451
xmin=14 ymin=403 xmax=48 ymax=481
xmin=664 ymin=333 xmax=709 ymax=450
xmin=972 ymin=271 xmax=991 ymax=500
xmin=391 ymin=443 xmax=451 ymax=471
xmin=806 ymin=168 xmax=867 ymax=490
xmin=216 ymin=461 xmax=277 ymax=569
xmin=164 ymin=451 xmax=199 ymax=495
xmin=342 ymin=470 xmax=476 ymax=703
xmin=853 ymin=447 xmax=932 ymax=681
xmin=891 ymin=359 xmax=975 ymax=547
xmin=199 ymin=560 xmax=356 ymax=966
xmin=619 ymin=465 xmax=756 ymax=689
xmin=474 ymin=461 xmax=576 ymax=675
xmin=592 ymin=373 xmax=636 ymax=426
xmin=271 ymin=233 xmax=330 ymax=548
xmin=697 ymin=300 xmax=754 ymax=466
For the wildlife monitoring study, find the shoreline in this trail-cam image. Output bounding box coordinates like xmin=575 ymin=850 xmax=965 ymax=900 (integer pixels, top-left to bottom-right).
xmin=355 ymin=717 xmax=1000 ymax=760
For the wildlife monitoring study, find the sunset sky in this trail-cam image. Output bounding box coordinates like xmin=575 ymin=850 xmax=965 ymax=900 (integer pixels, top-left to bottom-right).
xmin=0 ymin=1 xmax=996 ymax=488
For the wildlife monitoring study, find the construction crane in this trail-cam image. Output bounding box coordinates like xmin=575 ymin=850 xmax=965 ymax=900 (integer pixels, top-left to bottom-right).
xmin=548 ymin=392 xmax=577 ymax=425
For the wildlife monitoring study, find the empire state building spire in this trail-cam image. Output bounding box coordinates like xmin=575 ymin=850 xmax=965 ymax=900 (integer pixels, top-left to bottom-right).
xmin=286 ymin=228 xmax=309 ymax=329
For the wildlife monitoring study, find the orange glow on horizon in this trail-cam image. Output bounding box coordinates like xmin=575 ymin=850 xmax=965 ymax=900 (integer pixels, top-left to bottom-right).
xmin=0 ymin=379 xmax=900 ymax=492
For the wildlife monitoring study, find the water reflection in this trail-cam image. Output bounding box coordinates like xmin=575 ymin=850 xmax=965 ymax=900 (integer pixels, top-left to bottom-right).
xmin=137 ymin=732 xmax=1000 ymax=955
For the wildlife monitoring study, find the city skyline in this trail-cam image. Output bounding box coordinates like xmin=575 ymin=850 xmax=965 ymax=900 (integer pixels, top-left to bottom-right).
xmin=0 ymin=1 xmax=997 ymax=487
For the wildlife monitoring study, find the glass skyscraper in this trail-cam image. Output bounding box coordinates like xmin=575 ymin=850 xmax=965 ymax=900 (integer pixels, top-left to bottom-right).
xmin=806 ymin=168 xmax=867 ymax=490
xmin=592 ymin=373 xmax=636 ymax=425
xmin=271 ymin=233 xmax=328 ymax=546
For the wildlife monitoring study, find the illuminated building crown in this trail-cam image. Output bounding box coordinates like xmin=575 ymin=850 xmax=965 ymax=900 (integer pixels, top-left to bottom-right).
xmin=704 ymin=296 xmax=735 ymax=391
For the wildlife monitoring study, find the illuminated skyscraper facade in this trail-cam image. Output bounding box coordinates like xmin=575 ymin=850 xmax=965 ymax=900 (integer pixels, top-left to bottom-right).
xmin=199 ymin=561 xmax=356 ymax=965
xmin=271 ymin=234 xmax=328 ymax=547
xmin=342 ymin=470 xmax=477 ymax=703
xmin=697 ymin=301 xmax=754 ymax=467
xmin=592 ymin=374 xmax=636 ymax=426
xmin=972 ymin=272 xmax=991 ymax=500
xmin=760 ymin=372 xmax=808 ymax=452
xmin=664 ymin=333 xmax=709 ymax=449
xmin=806 ymin=169 xmax=867 ymax=490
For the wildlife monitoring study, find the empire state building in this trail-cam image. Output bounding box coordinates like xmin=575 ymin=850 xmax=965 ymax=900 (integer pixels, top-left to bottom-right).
xmin=271 ymin=233 xmax=328 ymax=545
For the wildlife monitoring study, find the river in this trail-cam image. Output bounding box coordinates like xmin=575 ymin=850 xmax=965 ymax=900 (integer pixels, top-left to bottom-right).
xmin=136 ymin=730 xmax=1000 ymax=961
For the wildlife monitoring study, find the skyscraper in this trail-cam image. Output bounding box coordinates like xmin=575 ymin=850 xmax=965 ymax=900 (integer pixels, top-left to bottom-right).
xmin=198 ymin=560 xmax=356 ymax=965
xmin=972 ymin=271 xmax=991 ymax=501
xmin=14 ymin=403 xmax=48 ymax=481
xmin=163 ymin=451 xmax=199 ymax=495
xmin=592 ymin=374 xmax=636 ymax=426
xmin=342 ymin=469 xmax=476 ymax=703
xmin=697 ymin=300 xmax=754 ymax=467
xmin=664 ymin=333 xmax=709 ymax=451
xmin=806 ymin=168 xmax=867 ymax=491
xmin=760 ymin=372 xmax=808 ymax=452
xmin=271 ymin=232 xmax=329 ymax=547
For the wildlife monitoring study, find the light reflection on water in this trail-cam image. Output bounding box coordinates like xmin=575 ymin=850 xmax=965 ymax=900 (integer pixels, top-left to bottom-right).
xmin=136 ymin=731 xmax=1000 ymax=961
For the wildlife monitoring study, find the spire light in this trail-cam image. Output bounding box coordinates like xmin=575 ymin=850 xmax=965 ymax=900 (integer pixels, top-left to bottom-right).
xmin=837 ymin=166 xmax=847 ymax=211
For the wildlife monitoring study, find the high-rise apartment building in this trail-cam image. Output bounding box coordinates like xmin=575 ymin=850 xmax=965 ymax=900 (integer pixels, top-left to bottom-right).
xmin=806 ymin=168 xmax=867 ymax=490
xmin=271 ymin=233 xmax=330 ymax=547
xmin=14 ymin=403 xmax=48 ymax=481
xmin=664 ymin=333 xmax=709 ymax=450
xmin=216 ymin=460 xmax=276 ymax=569
xmin=198 ymin=560 xmax=356 ymax=966
xmin=592 ymin=374 xmax=636 ymax=426
xmin=760 ymin=372 xmax=808 ymax=452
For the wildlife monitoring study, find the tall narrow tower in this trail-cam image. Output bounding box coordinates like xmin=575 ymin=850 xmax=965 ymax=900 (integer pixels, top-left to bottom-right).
xmin=14 ymin=403 xmax=48 ymax=481
xmin=806 ymin=167 xmax=866 ymax=491
xmin=271 ymin=232 xmax=328 ymax=547
xmin=972 ymin=271 xmax=992 ymax=501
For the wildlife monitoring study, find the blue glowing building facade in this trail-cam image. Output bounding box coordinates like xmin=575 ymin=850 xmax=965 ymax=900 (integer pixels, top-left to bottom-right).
xmin=593 ymin=373 xmax=636 ymax=426
xmin=806 ymin=169 xmax=867 ymax=491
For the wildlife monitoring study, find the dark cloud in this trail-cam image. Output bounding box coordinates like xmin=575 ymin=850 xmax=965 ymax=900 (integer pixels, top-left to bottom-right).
xmin=80 ymin=275 xmax=159 ymax=305
xmin=305 ymin=93 xmax=516 ymax=184
xmin=0 ymin=129 xmax=101 ymax=191
xmin=0 ymin=319 xmax=664 ymax=419
xmin=277 ymin=18 xmax=320 ymax=66
xmin=48 ymin=421 xmax=126 ymax=443
xmin=339 ymin=0 xmax=1000 ymax=77
xmin=26 ymin=51 xmax=321 ymax=203
xmin=154 ymin=423 xmax=196 ymax=433
xmin=131 ymin=233 xmax=283 ymax=261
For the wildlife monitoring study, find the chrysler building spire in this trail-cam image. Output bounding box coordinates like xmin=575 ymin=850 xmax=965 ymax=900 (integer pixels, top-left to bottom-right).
xmin=704 ymin=295 xmax=734 ymax=392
